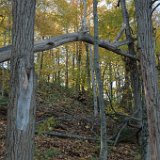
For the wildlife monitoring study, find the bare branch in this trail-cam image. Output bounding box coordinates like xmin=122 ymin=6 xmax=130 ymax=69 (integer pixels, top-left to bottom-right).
xmin=113 ymin=23 xmax=126 ymax=43
xmin=0 ymin=32 xmax=138 ymax=63
xmin=151 ymin=0 xmax=159 ymax=6
xmin=152 ymin=2 xmax=160 ymax=14
xmin=117 ymin=0 xmax=121 ymax=7
xmin=112 ymin=39 xmax=130 ymax=47
xmin=114 ymin=121 xmax=127 ymax=146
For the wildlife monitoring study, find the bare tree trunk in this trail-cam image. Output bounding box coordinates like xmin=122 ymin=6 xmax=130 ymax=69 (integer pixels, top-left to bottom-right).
xmin=141 ymin=87 xmax=151 ymax=160
xmin=71 ymin=45 xmax=76 ymax=88
xmin=135 ymin=0 xmax=160 ymax=159
xmin=89 ymin=46 xmax=98 ymax=117
xmin=108 ymin=61 xmax=113 ymax=109
xmin=76 ymin=42 xmax=82 ymax=92
xmin=56 ymin=51 xmax=61 ymax=85
xmin=93 ymin=0 xmax=107 ymax=159
xmin=6 ymin=0 xmax=36 ymax=160
xmin=85 ymin=44 xmax=91 ymax=91
xmin=65 ymin=46 xmax=69 ymax=89
xmin=1 ymin=31 xmax=7 ymax=97
xmin=37 ymin=52 xmax=44 ymax=85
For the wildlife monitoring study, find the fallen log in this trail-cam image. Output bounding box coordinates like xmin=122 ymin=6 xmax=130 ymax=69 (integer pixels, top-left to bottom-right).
xmin=36 ymin=112 xmax=96 ymax=125
xmin=0 ymin=32 xmax=137 ymax=63
xmin=40 ymin=131 xmax=114 ymax=144
xmin=42 ymin=131 xmax=98 ymax=142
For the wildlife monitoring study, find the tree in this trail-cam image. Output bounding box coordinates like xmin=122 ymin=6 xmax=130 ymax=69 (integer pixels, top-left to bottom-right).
xmin=1 ymin=0 xmax=160 ymax=159
xmin=93 ymin=0 xmax=107 ymax=159
xmin=135 ymin=0 xmax=160 ymax=159
xmin=6 ymin=0 xmax=36 ymax=160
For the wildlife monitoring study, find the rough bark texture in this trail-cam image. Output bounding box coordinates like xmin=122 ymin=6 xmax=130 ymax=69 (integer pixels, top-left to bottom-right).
xmin=135 ymin=0 xmax=160 ymax=159
xmin=141 ymin=89 xmax=150 ymax=160
xmin=93 ymin=0 xmax=107 ymax=159
xmin=6 ymin=0 xmax=36 ymax=160
xmin=0 ymin=32 xmax=137 ymax=63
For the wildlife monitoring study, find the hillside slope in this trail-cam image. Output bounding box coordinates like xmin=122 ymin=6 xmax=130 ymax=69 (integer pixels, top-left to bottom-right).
xmin=0 ymin=85 xmax=139 ymax=160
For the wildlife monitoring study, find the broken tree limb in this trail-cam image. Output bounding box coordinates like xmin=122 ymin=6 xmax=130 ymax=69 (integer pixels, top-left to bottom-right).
xmin=0 ymin=32 xmax=137 ymax=63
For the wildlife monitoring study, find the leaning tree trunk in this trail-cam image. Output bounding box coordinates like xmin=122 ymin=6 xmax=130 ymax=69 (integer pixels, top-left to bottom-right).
xmin=6 ymin=0 xmax=36 ymax=160
xmin=93 ymin=0 xmax=107 ymax=159
xmin=135 ymin=0 xmax=160 ymax=159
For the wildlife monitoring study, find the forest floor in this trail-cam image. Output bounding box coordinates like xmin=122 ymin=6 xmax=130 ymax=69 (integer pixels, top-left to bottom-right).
xmin=0 ymin=84 xmax=141 ymax=160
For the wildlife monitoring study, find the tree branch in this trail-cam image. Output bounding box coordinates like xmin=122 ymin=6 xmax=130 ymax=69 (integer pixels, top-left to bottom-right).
xmin=0 ymin=32 xmax=137 ymax=63
xmin=152 ymin=2 xmax=160 ymax=14
xmin=151 ymin=0 xmax=159 ymax=6
xmin=113 ymin=23 xmax=126 ymax=43
xmin=117 ymin=0 xmax=121 ymax=7
xmin=112 ymin=39 xmax=129 ymax=47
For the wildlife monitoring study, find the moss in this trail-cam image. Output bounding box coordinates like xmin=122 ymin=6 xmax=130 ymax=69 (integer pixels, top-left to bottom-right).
xmin=37 ymin=117 xmax=58 ymax=134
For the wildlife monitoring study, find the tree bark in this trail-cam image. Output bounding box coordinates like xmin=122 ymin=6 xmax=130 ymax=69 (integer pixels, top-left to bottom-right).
xmin=89 ymin=46 xmax=98 ymax=117
xmin=93 ymin=0 xmax=107 ymax=159
xmin=135 ymin=0 xmax=160 ymax=159
xmin=6 ymin=0 xmax=36 ymax=160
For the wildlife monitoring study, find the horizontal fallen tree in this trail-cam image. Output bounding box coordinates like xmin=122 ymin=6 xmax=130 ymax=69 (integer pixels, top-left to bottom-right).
xmin=42 ymin=131 xmax=98 ymax=142
xmin=0 ymin=32 xmax=137 ymax=63
xmin=40 ymin=131 xmax=113 ymax=144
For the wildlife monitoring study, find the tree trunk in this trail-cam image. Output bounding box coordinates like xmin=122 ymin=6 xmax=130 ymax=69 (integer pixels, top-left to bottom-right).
xmin=89 ymin=46 xmax=98 ymax=117
xmin=93 ymin=0 xmax=107 ymax=159
xmin=56 ymin=51 xmax=61 ymax=85
xmin=141 ymin=87 xmax=150 ymax=160
xmin=76 ymin=42 xmax=82 ymax=92
xmin=65 ymin=46 xmax=69 ymax=88
xmin=37 ymin=52 xmax=44 ymax=86
xmin=120 ymin=0 xmax=142 ymax=117
xmin=135 ymin=0 xmax=160 ymax=159
xmin=6 ymin=0 xmax=36 ymax=160
xmin=85 ymin=44 xmax=91 ymax=91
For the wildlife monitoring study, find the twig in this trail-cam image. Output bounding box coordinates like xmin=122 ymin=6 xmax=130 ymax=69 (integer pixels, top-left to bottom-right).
xmin=114 ymin=121 xmax=127 ymax=146
xmin=113 ymin=23 xmax=126 ymax=43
